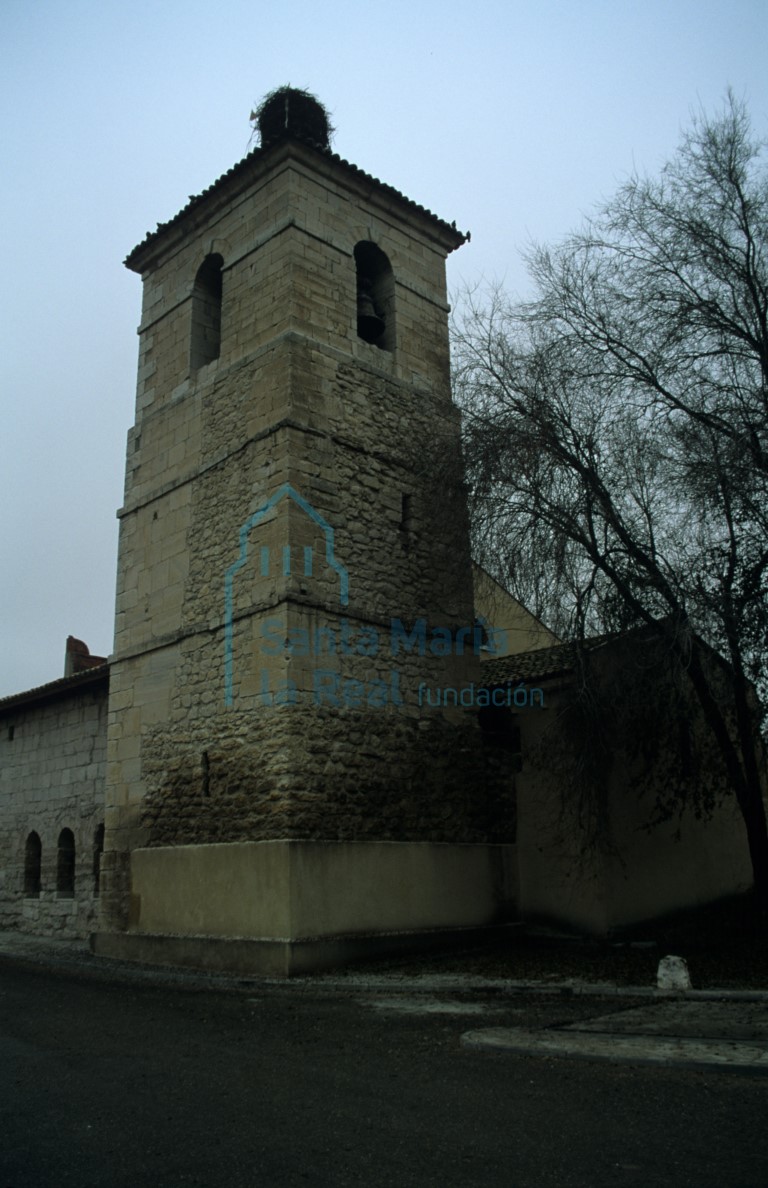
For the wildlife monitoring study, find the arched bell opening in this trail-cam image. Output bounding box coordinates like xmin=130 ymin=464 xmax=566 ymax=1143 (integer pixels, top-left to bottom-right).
xmin=354 ymin=242 xmax=395 ymax=352
xmin=190 ymin=253 xmax=224 ymax=370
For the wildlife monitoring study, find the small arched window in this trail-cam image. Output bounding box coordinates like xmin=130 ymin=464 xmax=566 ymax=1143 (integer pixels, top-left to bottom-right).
xmin=354 ymin=242 xmax=395 ymax=352
xmin=57 ymin=828 xmax=75 ymax=898
xmin=93 ymin=823 xmax=105 ymax=897
xmin=190 ymin=253 xmax=224 ymax=370
xmin=24 ymin=832 xmax=41 ymax=898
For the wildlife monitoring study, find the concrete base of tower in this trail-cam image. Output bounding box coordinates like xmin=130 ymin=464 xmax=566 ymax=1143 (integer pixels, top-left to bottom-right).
xmin=90 ymin=839 xmax=518 ymax=976
xmin=91 ymin=922 xmax=521 ymax=977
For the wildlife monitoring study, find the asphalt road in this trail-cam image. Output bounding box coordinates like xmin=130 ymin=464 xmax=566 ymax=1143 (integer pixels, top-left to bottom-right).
xmin=1 ymin=961 xmax=767 ymax=1188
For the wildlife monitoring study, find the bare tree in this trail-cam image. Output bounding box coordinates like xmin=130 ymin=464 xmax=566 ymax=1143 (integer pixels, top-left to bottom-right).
xmin=453 ymin=94 xmax=768 ymax=911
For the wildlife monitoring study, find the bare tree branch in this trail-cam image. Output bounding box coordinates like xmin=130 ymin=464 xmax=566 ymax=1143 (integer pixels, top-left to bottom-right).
xmin=452 ymin=94 xmax=768 ymax=910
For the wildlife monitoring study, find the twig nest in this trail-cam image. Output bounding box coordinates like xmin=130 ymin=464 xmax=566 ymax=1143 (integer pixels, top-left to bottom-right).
xmin=252 ymin=87 xmax=333 ymax=150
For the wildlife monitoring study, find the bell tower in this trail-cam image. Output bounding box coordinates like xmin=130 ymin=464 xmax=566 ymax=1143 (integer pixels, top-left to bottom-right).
xmin=96 ymin=89 xmax=516 ymax=973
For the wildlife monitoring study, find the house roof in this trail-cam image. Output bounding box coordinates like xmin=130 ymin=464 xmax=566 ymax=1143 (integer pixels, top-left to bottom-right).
xmin=482 ymin=633 xmax=618 ymax=687
xmin=125 ymin=133 xmax=468 ymax=272
xmin=0 ymin=664 xmax=109 ymax=714
xmin=481 ymin=618 xmax=698 ymax=688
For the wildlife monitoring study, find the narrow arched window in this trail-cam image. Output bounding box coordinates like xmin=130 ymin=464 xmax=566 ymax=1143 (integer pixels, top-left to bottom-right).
xmin=24 ymin=832 xmax=41 ymax=897
xmin=93 ymin=823 xmax=104 ymax=897
xmin=190 ymin=253 xmax=223 ymax=370
xmin=354 ymin=242 xmax=395 ymax=351
xmin=57 ymin=828 xmax=75 ymax=898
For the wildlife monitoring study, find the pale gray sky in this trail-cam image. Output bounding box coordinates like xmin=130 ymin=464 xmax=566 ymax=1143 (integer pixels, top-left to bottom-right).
xmin=2 ymin=0 xmax=767 ymax=697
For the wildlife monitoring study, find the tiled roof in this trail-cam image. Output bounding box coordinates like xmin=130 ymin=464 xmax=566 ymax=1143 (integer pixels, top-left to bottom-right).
xmin=125 ymin=135 xmax=468 ymax=269
xmin=0 ymin=664 xmax=109 ymax=713
xmin=482 ymin=634 xmax=616 ymax=686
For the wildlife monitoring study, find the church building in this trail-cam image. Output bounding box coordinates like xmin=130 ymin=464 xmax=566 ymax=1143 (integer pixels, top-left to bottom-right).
xmin=0 ymin=90 xmax=754 ymax=970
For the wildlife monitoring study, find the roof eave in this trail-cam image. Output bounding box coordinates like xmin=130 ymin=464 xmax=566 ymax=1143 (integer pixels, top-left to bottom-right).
xmin=0 ymin=664 xmax=110 ymax=714
xmin=125 ymin=136 xmax=468 ymax=274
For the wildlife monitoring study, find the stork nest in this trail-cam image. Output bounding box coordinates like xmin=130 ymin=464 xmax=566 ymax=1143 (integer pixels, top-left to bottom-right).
xmin=251 ymin=86 xmax=334 ymax=150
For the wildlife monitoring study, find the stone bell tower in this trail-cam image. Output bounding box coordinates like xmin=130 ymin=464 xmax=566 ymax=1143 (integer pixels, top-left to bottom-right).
xmin=96 ymin=89 xmax=516 ymax=974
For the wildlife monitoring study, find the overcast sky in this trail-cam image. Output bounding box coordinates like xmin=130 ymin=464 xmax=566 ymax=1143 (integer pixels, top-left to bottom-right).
xmin=2 ymin=0 xmax=767 ymax=698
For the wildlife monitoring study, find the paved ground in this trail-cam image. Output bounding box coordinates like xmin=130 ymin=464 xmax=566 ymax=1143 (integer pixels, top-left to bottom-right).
xmin=462 ymin=999 xmax=768 ymax=1071
xmin=2 ymin=942 xmax=768 ymax=1187
xmin=1 ymin=930 xmax=767 ymax=1074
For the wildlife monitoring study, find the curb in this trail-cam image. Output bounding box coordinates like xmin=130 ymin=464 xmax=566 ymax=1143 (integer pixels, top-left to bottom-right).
xmin=297 ymin=976 xmax=768 ymax=1001
xmin=0 ymin=935 xmax=766 ymax=1000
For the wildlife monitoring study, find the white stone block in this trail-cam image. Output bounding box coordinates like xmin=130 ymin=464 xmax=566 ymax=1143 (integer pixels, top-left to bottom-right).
xmin=657 ymin=954 xmax=692 ymax=991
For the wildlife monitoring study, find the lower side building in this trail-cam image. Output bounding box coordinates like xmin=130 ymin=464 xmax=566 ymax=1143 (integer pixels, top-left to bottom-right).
xmin=0 ymin=624 xmax=758 ymax=970
xmin=0 ymin=645 xmax=108 ymax=940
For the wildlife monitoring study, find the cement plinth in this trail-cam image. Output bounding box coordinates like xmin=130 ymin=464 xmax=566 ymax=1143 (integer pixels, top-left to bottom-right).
xmin=92 ymin=924 xmax=516 ymax=977
xmin=93 ymin=839 xmax=518 ymax=975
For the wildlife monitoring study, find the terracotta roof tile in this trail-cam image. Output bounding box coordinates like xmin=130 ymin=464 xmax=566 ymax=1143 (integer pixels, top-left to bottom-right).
xmin=0 ymin=664 xmax=109 ymax=713
xmin=482 ymin=634 xmax=615 ymax=686
xmin=125 ymin=137 xmax=468 ymax=269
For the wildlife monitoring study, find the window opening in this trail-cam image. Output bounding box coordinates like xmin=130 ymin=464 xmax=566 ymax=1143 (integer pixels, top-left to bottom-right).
xmin=399 ymin=493 xmax=413 ymax=552
xmin=478 ymin=706 xmax=523 ymax=770
xmin=57 ymin=828 xmax=75 ymax=898
xmin=93 ymin=824 xmax=104 ymax=897
xmin=190 ymin=253 xmax=223 ymax=370
xmin=354 ymin=242 xmax=394 ymax=351
xmin=24 ymin=832 xmax=41 ymax=897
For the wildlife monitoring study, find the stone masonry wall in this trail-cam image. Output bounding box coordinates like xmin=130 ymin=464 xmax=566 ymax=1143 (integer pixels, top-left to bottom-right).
xmin=101 ymin=137 xmax=484 ymax=930
xmin=0 ymin=682 xmax=107 ymax=937
xmin=138 ymin=706 xmax=517 ymax=848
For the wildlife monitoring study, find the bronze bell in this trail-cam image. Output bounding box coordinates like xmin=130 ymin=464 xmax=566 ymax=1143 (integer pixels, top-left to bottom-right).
xmin=357 ymin=284 xmax=385 ymax=343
